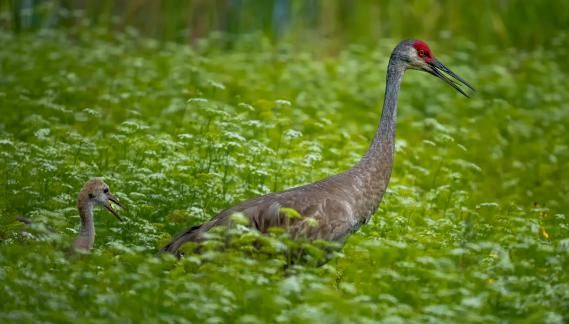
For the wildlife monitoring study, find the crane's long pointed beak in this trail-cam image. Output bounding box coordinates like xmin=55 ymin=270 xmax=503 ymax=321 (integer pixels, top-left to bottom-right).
xmin=427 ymin=59 xmax=475 ymax=98
xmin=104 ymin=193 xmax=124 ymax=221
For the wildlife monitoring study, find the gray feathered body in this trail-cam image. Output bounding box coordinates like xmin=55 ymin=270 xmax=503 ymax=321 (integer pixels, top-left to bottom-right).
xmin=161 ymin=41 xmax=408 ymax=256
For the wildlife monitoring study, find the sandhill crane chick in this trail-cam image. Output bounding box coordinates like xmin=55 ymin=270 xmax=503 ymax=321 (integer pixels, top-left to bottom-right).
xmin=73 ymin=178 xmax=124 ymax=252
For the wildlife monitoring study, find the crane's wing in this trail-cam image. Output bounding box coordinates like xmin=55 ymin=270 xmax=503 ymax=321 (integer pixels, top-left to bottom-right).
xmin=160 ymin=184 xmax=359 ymax=257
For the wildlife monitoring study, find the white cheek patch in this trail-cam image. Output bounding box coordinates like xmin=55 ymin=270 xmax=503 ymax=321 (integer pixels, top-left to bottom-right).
xmin=404 ymin=46 xmax=416 ymax=58
xmin=404 ymin=46 xmax=428 ymax=70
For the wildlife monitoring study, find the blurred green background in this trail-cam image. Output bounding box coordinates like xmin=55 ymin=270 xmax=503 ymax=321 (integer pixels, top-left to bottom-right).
xmin=2 ymin=0 xmax=569 ymax=49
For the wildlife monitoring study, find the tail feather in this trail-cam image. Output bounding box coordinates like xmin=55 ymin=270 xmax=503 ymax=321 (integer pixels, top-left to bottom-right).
xmin=159 ymin=224 xmax=203 ymax=258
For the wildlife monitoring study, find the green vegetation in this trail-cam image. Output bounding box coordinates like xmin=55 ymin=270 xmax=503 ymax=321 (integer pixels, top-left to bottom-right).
xmin=1 ymin=16 xmax=569 ymax=324
xmin=3 ymin=0 xmax=569 ymax=49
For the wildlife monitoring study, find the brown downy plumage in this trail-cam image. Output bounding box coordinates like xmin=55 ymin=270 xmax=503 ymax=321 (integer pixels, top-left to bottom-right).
xmin=161 ymin=39 xmax=474 ymax=258
xmin=72 ymin=178 xmax=124 ymax=253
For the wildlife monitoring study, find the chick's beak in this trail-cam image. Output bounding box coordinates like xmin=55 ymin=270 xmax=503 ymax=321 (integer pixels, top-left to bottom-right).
xmin=104 ymin=192 xmax=124 ymax=221
xmin=426 ymin=59 xmax=475 ymax=98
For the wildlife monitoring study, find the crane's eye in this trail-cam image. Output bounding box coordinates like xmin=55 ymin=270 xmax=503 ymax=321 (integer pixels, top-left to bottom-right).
xmin=103 ymin=188 xmax=109 ymax=193
xmin=418 ymin=50 xmax=426 ymax=57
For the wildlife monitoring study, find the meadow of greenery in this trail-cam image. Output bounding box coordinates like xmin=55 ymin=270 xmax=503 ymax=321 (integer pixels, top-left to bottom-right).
xmin=1 ymin=8 xmax=569 ymax=323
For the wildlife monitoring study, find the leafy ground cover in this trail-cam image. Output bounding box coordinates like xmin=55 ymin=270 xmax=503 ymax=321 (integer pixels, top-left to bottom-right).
xmin=1 ymin=29 xmax=569 ymax=322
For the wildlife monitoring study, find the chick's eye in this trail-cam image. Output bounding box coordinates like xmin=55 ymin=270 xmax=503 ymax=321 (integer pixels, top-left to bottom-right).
xmin=103 ymin=188 xmax=109 ymax=193
xmin=88 ymin=193 xmax=95 ymax=199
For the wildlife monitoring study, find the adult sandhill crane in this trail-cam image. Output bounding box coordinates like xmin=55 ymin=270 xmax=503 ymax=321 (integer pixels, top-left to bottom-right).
xmin=73 ymin=178 xmax=124 ymax=252
xmin=161 ymin=39 xmax=474 ymax=257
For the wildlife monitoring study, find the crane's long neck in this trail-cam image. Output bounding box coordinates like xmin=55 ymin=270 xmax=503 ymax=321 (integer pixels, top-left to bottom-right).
xmin=366 ymin=60 xmax=404 ymax=161
xmin=352 ymin=59 xmax=405 ymax=219
xmin=73 ymin=201 xmax=95 ymax=251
